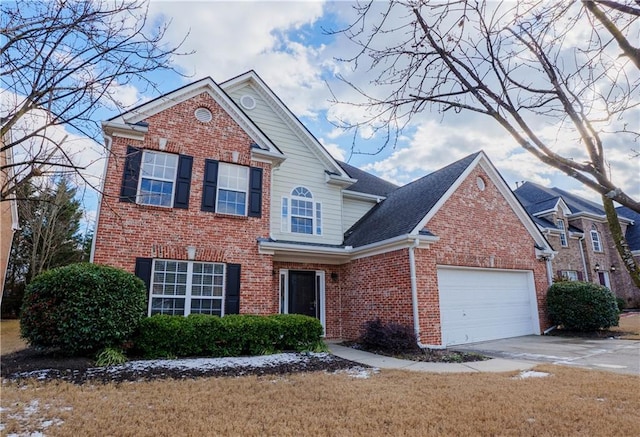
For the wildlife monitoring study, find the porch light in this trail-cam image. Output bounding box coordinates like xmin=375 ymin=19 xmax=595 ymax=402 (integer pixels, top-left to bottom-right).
xmin=331 ymin=272 xmax=338 ymax=281
xmin=594 ymin=263 xmax=600 ymax=272
xmin=187 ymin=246 xmax=196 ymax=260
xmin=610 ymin=265 xmax=616 ymax=273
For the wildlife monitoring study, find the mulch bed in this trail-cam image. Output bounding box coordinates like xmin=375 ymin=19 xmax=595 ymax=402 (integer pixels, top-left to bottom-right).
xmin=341 ymin=342 xmax=488 ymax=363
xmin=0 ymin=347 xmax=364 ymax=385
xmin=546 ymin=328 xmax=636 ymax=338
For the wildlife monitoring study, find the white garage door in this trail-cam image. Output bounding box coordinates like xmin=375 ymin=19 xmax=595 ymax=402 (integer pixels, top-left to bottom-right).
xmin=437 ymin=267 xmax=539 ymax=346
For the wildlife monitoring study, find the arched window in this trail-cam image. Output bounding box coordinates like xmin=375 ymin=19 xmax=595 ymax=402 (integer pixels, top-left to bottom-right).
xmin=590 ymin=224 xmax=602 ymax=252
xmin=281 ymin=187 xmax=322 ymax=235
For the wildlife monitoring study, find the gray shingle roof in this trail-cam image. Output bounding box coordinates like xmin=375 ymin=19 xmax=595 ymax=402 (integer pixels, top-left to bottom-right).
xmin=344 ymin=152 xmax=481 ymax=248
xmin=514 ymin=182 xmax=605 ymax=216
xmin=338 ymin=161 xmax=398 ymax=197
xmin=616 ymin=206 xmax=640 ymax=251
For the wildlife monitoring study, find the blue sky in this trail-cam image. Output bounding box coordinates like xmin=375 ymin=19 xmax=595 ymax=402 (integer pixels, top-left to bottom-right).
xmin=57 ymin=1 xmax=639 ymax=226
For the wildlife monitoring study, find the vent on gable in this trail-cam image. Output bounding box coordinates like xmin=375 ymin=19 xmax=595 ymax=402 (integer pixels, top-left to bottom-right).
xmin=240 ymin=95 xmax=256 ymax=110
xmin=194 ymin=107 xmax=213 ymax=123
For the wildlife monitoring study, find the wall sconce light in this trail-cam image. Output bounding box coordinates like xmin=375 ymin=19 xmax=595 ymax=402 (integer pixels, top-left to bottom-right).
xmin=187 ymin=246 xmax=196 ymax=260
xmin=610 ymin=265 xmax=616 ymax=273
xmin=158 ymin=137 xmax=168 ymax=151
xmin=594 ymin=263 xmax=600 ymax=272
xmin=231 ymin=150 xmax=240 ymax=163
xmin=331 ymin=272 xmax=339 ymax=281
xmin=272 ymin=269 xmax=277 ymax=276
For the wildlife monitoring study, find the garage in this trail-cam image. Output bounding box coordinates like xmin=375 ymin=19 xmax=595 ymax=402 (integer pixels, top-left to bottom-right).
xmin=437 ymin=267 xmax=540 ymax=346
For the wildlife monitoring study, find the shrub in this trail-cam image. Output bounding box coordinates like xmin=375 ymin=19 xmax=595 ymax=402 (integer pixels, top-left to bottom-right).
xmin=359 ymin=318 xmax=419 ymax=354
xmin=95 ymin=347 xmax=128 ymax=367
xmin=133 ymin=314 xmax=324 ymax=359
xmin=616 ymin=297 xmax=626 ymax=313
xmin=20 ymin=263 xmax=147 ymax=355
xmin=546 ymin=281 xmax=619 ymax=331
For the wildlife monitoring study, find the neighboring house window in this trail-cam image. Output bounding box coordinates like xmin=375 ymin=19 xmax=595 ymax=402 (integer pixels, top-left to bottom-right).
xmin=201 ymin=160 xmax=262 ymax=217
xmin=120 ymin=146 xmax=193 ymax=209
xmin=282 ymin=187 xmax=322 ymax=235
xmin=138 ymin=151 xmax=178 ymax=206
xmin=561 ymin=270 xmax=579 ymax=281
xmin=556 ymin=219 xmax=567 ymax=247
xmin=590 ymin=225 xmax=602 ymax=252
xmin=217 ymin=163 xmax=249 ymax=215
xmin=149 ymin=260 xmax=225 ymax=316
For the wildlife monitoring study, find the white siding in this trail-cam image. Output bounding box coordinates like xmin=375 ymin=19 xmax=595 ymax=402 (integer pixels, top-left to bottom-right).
xmin=226 ymin=85 xmax=345 ymax=244
xmin=342 ymin=197 xmax=376 ymax=232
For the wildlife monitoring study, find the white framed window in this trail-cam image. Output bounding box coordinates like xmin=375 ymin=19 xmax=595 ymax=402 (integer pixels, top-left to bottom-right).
xmin=590 ymin=225 xmax=602 ymax=252
xmin=149 ymin=260 xmax=225 ymax=316
xmin=282 ymin=187 xmax=322 ymax=235
xmin=217 ymin=163 xmax=249 ymax=215
xmin=138 ymin=151 xmax=178 ymax=207
xmin=561 ymin=270 xmax=579 ymax=281
xmin=557 ymin=219 xmax=567 ymax=247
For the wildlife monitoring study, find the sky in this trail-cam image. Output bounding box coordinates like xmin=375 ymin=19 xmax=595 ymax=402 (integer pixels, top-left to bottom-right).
xmin=21 ymin=0 xmax=640 ymax=227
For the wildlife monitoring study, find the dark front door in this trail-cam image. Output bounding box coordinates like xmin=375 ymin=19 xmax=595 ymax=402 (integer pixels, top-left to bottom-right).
xmin=288 ymin=270 xmax=318 ymax=318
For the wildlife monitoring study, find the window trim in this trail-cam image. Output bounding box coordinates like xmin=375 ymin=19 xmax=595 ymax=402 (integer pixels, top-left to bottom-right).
xmin=216 ymin=162 xmax=249 ymax=216
xmin=590 ymin=228 xmax=602 ymax=252
xmin=148 ymin=259 xmax=226 ymax=316
xmin=137 ymin=150 xmax=179 ymax=207
xmin=556 ymin=219 xmax=567 ymax=247
xmin=561 ymin=270 xmax=579 ymax=281
xmin=283 ymin=186 xmax=322 ymax=235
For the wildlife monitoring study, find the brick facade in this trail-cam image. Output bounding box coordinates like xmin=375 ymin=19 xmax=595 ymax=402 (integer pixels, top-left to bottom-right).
xmin=93 ymin=92 xmax=276 ymax=314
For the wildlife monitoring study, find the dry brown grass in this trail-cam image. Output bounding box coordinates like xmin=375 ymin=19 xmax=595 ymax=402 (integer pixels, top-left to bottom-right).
xmin=612 ymin=313 xmax=640 ymax=340
xmin=2 ymin=365 xmax=639 ymax=436
xmin=0 ymin=319 xmax=26 ymax=355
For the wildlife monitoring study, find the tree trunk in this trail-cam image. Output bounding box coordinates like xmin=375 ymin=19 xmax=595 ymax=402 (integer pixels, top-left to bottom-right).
xmin=601 ymin=195 xmax=640 ymax=288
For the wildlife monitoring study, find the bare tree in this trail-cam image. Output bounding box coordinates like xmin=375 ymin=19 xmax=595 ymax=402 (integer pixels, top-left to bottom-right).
xmin=0 ymin=0 xmax=190 ymax=199
xmin=331 ymin=0 xmax=640 ymax=286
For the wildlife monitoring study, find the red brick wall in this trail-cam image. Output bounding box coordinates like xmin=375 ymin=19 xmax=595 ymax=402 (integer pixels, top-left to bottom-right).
xmin=422 ymin=166 xmax=551 ymax=338
xmin=93 ymin=92 xmax=275 ymax=314
xmin=340 ymin=250 xmax=414 ymax=341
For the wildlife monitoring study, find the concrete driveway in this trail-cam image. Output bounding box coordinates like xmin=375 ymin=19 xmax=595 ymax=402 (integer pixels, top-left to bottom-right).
xmin=455 ymin=335 xmax=640 ymax=376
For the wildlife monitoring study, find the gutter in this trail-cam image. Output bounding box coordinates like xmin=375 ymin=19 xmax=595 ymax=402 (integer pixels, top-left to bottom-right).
xmin=578 ymin=234 xmax=589 ymax=282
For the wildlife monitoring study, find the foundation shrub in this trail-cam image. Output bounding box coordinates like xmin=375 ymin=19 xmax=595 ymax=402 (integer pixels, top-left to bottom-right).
xmin=133 ymin=314 xmax=324 ymax=358
xmin=616 ymin=297 xmax=626 ymax=312
xmin=547 ymin=281 xmax=619 ymax=331
xmin=360 ymin=318 xmax=418 ymax=354
xmin=20 ymin=263 xmax=147 ymax=356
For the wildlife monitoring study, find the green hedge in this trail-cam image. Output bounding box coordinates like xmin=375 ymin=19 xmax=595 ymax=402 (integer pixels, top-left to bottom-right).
xmin=20 ymin=263 xmax=147 ymax=355
xmin=547 ymin=281 xmax=619 ymax=331
xmin=133 ymin=314 xmax=324 ymax=358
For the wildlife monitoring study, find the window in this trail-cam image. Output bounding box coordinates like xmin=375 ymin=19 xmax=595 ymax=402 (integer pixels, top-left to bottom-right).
xmin=282 ymin=187 xmax=322 ymax=235
xmin=556 ymin=219 xmax=567 ymax=247
xmin=561 ymin=270 xmax=579 ymax=281
xmin=217 ymin=163 xmax=249 ymax=215
xmin=590 ymin=225 xmax=602 ymax=252
xmin=120 ymin=147 xmax=192 ymax=209
xmin=149 ymin=260 xmax=225 ymax=316
xmin=138 ymin=151 xmax=178 ymax=206
xmin=201 ymin=161 xmax=262 ymax=217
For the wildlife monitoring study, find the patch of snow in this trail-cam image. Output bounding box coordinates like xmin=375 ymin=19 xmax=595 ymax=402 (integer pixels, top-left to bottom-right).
xmin=333 ymin=366 xmax=379 ymax=379
xmin=514 ymin=370 xmax=551 ymax=379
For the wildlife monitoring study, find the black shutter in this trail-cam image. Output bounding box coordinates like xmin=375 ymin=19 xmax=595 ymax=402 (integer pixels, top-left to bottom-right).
xmin=248 ymin=167 xmax=263 ymax=217
xmin=134 ymin=257 xmax=153 ymax=292
xmin=173 ymin=155 xmax=193 ymax=209
xmin=120 ymin=146 xmax=142 ymax=203
xmin=577 ymin=271 xmax=584 ymax=281
xmin=201 ymin=159 xmax=219 ymax=212
xmin=225 ymin=263 xmax=241 ymax=315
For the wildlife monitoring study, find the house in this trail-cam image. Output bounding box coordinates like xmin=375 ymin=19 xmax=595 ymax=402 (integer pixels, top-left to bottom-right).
xmin=0 ymin=138 xmax=20 ymax=298
xmin=514 ymin=182 xmax=639 ymax=308
xmin=92 ymin=71 xmax=555 ymax=347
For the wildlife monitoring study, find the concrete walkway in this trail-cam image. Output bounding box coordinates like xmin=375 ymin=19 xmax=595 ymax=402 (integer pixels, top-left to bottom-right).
xmin=328 ymin=343 xmax=536 ymax=373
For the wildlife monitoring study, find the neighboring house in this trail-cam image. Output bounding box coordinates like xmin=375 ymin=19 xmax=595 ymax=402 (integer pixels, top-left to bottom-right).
xmin=0 ymin=138 xmax=20 ymax=298
xmin=515 ymin=182 xmax=639 ymax=308
xmin=92 ymin=71 xmax=555 ymax=347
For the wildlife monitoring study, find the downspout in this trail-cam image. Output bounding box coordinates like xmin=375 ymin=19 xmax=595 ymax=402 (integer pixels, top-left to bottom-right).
xmin=90 ymin=134 xmax=112 ymax=263
xmin=578 ymin=235 xmax=589 ymax=282
xmin=409 ymin=238 xmax=442 ymax=349
xmin=545 ymin=258 xmax=553 ymax=286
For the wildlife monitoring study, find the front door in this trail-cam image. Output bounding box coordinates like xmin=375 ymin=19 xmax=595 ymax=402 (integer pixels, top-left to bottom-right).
xmin=598 ymin=271 xmax=611 ymax=289
xmin=288 ymin=270 xmax=318 ymax=318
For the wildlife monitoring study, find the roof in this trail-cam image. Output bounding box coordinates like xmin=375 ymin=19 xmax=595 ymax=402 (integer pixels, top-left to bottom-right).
xmin=515 ymin=182 xmax=605 ymax=216
xmin=616 ymin=206 xmax=640 ymax=251
xmin=344 ymin=152 xmax=480 ymax=247
xmin=338 ymin=161 xmax=398 ymax=197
